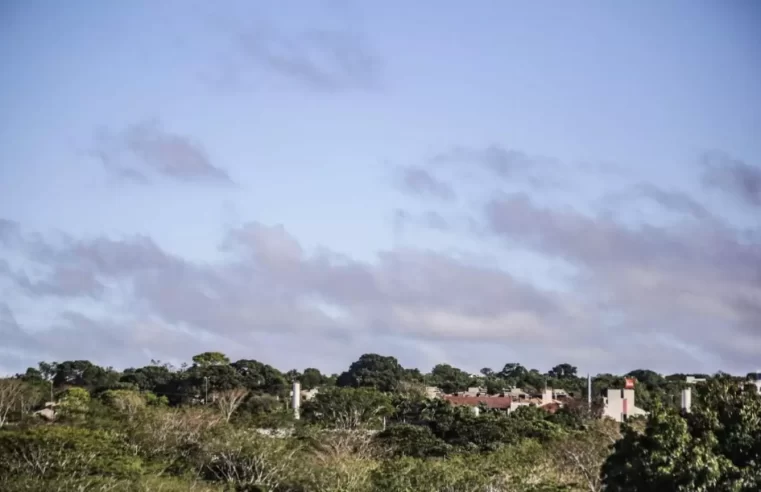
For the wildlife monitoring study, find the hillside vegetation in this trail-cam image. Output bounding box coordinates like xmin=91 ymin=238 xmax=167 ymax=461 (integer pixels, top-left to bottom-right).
xmin=0 ymin=353 xmax=759 ymax=491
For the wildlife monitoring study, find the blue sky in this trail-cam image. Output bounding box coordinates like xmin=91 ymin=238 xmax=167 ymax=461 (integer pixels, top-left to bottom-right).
xmin=1 ymin=0 xmax=760 ymax=376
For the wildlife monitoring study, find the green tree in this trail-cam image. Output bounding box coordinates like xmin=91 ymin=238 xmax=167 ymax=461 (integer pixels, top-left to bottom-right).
xmin=547 ymin=363 xmax=578 ymax=380
xmin=301 ymin=386 xmax=393 ymax=430
xmin=602 ymin=379 xmax=761 ymax=491
xmin=57 ymin=387 xmax=91 ymax=416
xmin=0 ymin=426 xmax=142 ymax=480
xmin=52 ymin=360 xmax=120 ymax=389
xmin=376 ymin=424 xmax=451 ymax=458
xmin=428 ymin=363 xmax=473 ymax=394
xmin=300 ymin=367 xmax=324 ymax=390
xmin=337 ymin=353 xmax=405 ymax=392
xmin=498 ymin=362 xmax=528 ymax=385
xmin=191 ymin=352 xmax=230 ymax=367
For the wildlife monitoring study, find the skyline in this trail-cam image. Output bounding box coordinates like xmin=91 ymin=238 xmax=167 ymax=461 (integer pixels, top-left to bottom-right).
xmin=1 ymin=0 xmax=760 ymax=376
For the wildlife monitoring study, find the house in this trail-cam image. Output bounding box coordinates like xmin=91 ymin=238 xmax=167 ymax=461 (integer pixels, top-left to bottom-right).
xmin=443 ymin=395 xmax=512 ymax=411
xmin=602 ymin=388 xmax=647 ymax=422
xmin=444 ymin=388 xmax=565 ymax=415
xmin=425 ymin=386 xmax=443 ymax=399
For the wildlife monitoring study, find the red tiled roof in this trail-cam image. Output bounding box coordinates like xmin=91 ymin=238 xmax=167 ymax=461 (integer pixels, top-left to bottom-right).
xmin=444 ymin=395 xmax=512 ymax=409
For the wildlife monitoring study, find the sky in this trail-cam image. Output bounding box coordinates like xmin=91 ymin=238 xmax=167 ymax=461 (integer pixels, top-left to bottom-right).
xmin=1 ymin=0 xmax=760 ymax=377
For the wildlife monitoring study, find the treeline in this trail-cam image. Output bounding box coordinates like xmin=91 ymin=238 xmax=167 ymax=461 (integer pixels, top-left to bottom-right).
xmin=0 ymin=352 xmax=759 ymax=491
xmin=11 ymin=351 xmax=744 ymax=410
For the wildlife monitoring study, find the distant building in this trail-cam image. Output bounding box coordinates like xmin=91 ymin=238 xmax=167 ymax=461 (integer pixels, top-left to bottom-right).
xmin=685 ymin=376 xmax=707 ymax=385
xmin=602 ymin=388 xmax=647 ymax=422
xmin=444 ymin=388 xmax=565 ymax=415
xmin=425 ymin=386 xmax=442 ymax=399
xmin=444 ymin=394 xmax=512 ymax=411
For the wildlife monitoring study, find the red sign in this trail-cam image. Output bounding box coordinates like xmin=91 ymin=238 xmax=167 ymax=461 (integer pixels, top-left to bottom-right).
xmin=625 ymin=378 xmax=635 ymax=389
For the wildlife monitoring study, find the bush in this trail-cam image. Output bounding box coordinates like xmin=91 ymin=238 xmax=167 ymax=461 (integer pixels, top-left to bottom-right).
xmin=192 ymin=427 xmax=302 ymax=489
xmin=376 ymin=424 xmax=451 ymax=458
xmin=0 ymin=425 xmax=142 ymax=480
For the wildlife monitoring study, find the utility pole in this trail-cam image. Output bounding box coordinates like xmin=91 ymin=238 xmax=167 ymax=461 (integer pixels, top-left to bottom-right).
xmin=587 ymin=374 xmax=592 ymax=410
xmin=204 ymin=377 xmax=209 ymax=405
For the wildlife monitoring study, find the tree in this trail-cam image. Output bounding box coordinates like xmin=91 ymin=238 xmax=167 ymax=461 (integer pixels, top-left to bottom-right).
xmin=547 ymin=363 xmax=578 ymax=380
xmin=0 ymin=379 xmax=25 ymax=427
xmin=99 ymin=389 xmax=147 ymax=419
xmin=337 ymin=354 xmax=405 ymax=392
xmin=301 ymin=367 xmax=324 ymax=389
xmin=0 ymin=426 xmax=141 ymax=481
xmin=232 ymin=359 xmax=287 ymax=395
xmin=302 ymin=387 xmax=393 ymax=430
xmin=214 ymin=388 xmax=250 ymax=422
xmin=480 ymin=367 xmax=494 ymax=377
xmin=194 ymin=427 xmax=300 ymax=489
xmin=498 ymin=362 xmax=527 ymax=383
xmin=57 ymin=387 xmax=91 ymax=417
xmin=428 ymin=364 xmax=473 ymax=394
xmin=119 ymin=364 xmax=173 ymax=392
xmin=602 ymin=379 xmax=761 ymax=491
xmin=191 ymin=352 xmax=230 ymax=367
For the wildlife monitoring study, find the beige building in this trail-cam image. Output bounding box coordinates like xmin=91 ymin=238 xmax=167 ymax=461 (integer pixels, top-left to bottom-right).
xmin=602 ymin=388 xmax=647 ymax=422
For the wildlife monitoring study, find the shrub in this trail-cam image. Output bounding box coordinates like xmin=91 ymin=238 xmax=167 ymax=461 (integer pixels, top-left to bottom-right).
xmin=0 ymin=425 xmax=141 ymax=480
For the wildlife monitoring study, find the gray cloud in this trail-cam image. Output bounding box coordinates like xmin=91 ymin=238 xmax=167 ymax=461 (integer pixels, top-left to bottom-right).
xmin=92 ymin=120 xmax=233 ymax=185
xmin=206 ymin=0 xmax=382 ymax=94
xmin=702 ymin=151 xmax=761 ymax=208
xmin=2 ymin=219 xmax=589 ymax=372
xmin=397 ymin=166 xmax=456 ymax=201
xmin=236 ymin=26 xmax=381 ymax=92
xmin=486 ymin=192 xmax=761 ymax=369
xmin=602 ymin=183 xmax=710 ymax=220
xmin=431 ymin=145 xmax=561 ymax=191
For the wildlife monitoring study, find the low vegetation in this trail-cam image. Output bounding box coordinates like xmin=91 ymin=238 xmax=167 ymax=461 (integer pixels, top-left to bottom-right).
xmin=0 ymin=353 xmax=759 ymax=491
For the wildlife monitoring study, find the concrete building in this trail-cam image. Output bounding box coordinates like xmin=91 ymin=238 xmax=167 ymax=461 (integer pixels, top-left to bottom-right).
xmin=602 ymin=388 xmax=647 ymax=422
xmin=685 ymin=376 xmax=707 ymax=384
xmin=681 ymin=387 xmax=692 ymax=412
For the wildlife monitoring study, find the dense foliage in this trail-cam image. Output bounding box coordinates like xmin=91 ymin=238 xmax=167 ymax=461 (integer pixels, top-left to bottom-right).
xmin=0 ymin=353 xmax=758 ymax=491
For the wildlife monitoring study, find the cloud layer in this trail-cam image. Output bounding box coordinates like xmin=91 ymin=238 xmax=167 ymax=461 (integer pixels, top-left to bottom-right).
xmin=3 ymin=142 xmax=760 ymax=375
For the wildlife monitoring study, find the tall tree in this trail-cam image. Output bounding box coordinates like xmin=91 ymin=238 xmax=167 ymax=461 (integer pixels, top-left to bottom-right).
xmin=428 ymin=364 xmax=473 ymax=394
xmin=498 ymin=363 xmax=527 ymax=383
xmin=300 ymin=368 xmax=324 ymax=390
xmin=191 ymin=352 xmax=230 ymax=367
xmin=547 ymin=363 xmax=578 ymax=380
xmin=337 ymin=354 xmax=405 ymax=392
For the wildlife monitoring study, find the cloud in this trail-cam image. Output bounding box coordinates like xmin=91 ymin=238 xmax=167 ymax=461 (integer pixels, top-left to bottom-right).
xmin=396 ymin=166 xmax=456 ymax=201
xmin=3 ymin=149 xmax=760 ymax=375
xmin=1 ymin=219 xmax=590 ymax=373
xmin=237 ymin=27 xmax=381 ymax=92
xmin=701 ymin=151 xmax=761 ymax=208
xmin=208 ymin=1 xmax=382 ymax=94
xmin=600 ymin=183 xmax=711 ymax=222
xmin=92 ymin=120 xmax=234 ymax=185
xmin=431 ymin=145 xmax=561 ymax=190
xmin=486 ymin=192 xmax=761 ymax=369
